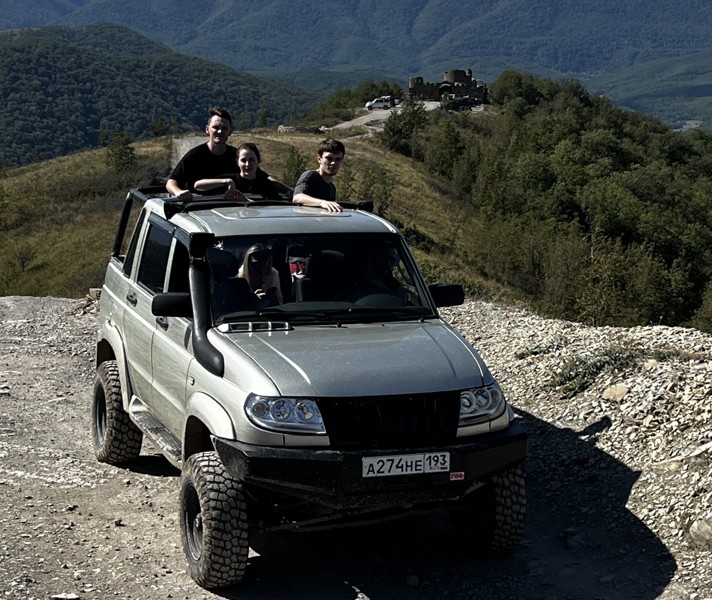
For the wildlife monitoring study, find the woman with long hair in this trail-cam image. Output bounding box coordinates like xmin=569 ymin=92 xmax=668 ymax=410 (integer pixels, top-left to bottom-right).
xmin=237 ymin=243 xmax=283 ymax=305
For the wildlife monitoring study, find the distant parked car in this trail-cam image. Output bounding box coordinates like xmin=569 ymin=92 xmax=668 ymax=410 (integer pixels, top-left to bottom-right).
xmin=366 ymin=95 xmax=397 ymax=110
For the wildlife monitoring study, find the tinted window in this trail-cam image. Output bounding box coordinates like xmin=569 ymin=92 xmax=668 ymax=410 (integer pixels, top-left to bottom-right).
xmin=209 ymin=233 xmax=431 ymax=323
xmin=137 ymin=224 xmax=172 ymax=294
xmin=123 ymin=209 xmax=147 ymax=277
xmin=168 ymin=241 xmax=191 ymax=293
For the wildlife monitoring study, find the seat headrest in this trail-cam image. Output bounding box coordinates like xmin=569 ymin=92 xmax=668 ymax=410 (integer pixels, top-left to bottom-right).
xmin=305 ymin=250 xmax=344 ymax=279
xmin=206 ymin=248 xmax=239 ymax=282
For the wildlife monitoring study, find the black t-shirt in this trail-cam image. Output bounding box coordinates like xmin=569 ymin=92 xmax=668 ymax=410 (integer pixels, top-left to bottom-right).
xmin=233 ymin=168 xmax=282 ymax=200
xmin=293 ymin=170 xmax=336 ymax=201
xmin=169 ymin=143 xmax=238 ymax=192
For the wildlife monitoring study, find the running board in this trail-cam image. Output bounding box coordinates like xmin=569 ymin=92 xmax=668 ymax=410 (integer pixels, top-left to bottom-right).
xmin=128 ymin=396 xmax=182 ymax=467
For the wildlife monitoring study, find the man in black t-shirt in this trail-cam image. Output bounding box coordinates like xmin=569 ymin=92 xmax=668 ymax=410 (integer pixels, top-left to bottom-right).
xmin=166 ymin=107 xmax=237 ymax=201
xmin=292 ymin=138 xmax=345 ymax=213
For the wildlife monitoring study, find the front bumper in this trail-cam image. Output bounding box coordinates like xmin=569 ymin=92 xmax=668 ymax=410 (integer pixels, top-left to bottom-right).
xmin=213 ymin=421 xmax=527 ymax=509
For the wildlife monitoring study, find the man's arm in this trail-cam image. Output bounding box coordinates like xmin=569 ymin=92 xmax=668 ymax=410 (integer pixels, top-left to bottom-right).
xmin=166 ymin=145 xmax=200 ymax=200
xmin=292 ymin=192 xmax=341 ymax=212
xmin=194 ymin=178 xmax=245 ymax=200
xmin=166 ymin=178 xmax=191 ymax=200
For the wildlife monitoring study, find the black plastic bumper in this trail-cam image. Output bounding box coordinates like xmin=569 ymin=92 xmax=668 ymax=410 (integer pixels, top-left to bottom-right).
xmin=213 ymin=421 xmax=527 ymax=508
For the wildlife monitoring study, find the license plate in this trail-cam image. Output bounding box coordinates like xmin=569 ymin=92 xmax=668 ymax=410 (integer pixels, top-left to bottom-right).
xmin=362 ymin=452 xmax=450 ymax=478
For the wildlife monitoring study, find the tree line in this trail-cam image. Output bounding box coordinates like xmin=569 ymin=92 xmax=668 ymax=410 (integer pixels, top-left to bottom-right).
xmin=376 ymin=71 xmax=712 ymax=331
xmin=0 ymin=25 xmax=317 ymax=168
xmin=6 ymin=59 xmax=712 ymax=334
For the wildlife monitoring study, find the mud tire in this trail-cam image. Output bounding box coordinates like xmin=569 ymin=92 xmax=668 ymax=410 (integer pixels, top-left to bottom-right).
xmin=453 ymin=465 xmax=526 ymax=556
xmin=180 ymin=451 xmax=249 ymax=589
xmin=92 ymin=360 xmax=142 ymax=464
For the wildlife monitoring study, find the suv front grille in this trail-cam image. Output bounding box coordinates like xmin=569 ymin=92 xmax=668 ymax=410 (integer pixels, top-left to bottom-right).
xmin=316 ymin=392 xmax=460 ymax=449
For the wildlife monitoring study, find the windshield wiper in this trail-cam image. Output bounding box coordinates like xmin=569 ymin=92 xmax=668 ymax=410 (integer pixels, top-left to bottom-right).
xmin=216 ymin=309 xmax=341 ymax=327
xmin=255 ymin=308 xmax=342 ymax=324
xmin=336 ymin=306 xmax=432 ymax=322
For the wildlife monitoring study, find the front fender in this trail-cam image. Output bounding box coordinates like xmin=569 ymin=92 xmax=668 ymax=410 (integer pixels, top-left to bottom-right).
xmin=185 ymin=392 xmax=236 ymax=442
xmin=96 ymin=320 xmax=132 ymax=411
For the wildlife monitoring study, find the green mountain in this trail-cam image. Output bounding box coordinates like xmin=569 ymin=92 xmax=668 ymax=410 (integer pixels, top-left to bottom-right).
xmin=0 ymin=24 xmax=318 ymax=167
xmin=4 ymin=0 xmax=709 ymax=128
xmin=4 ymin=72 xmax=712 ymax=334
xmin=589 ymin=49 xmax=712 ymax=131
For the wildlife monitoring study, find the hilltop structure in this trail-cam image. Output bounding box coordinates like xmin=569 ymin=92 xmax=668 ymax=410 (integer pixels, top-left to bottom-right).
xmin=408 ymin=68 xmax=488 ymax=104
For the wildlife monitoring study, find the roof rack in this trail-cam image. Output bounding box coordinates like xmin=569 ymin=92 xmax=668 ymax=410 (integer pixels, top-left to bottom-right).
xmin=162 ymin=196 xmax=293 ymax=219
xmin=161 ymin=197 xmax=374 ymax=219
xmin=127 ymin=187 xmax=374 ymax=220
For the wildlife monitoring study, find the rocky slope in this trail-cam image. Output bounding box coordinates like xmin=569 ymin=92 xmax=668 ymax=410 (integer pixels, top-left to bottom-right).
xmin=445 ymin=301 xmax=712 ymax=597
xmin=0 ymin=295 xmax=710 ymax=599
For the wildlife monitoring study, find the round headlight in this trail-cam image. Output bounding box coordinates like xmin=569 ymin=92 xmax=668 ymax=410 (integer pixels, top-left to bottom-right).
xmin=472 ymin=388 xmax=492 ymax=409
xmin=296 ymin=399 xmax=318 ymax=423
xmin=270 ymin=399 xmax=293 ymax=421
xmin=250 ymin=399 xmax=269 ymax=418
xmin=245 ymin=395 xmax=326 ymax=434
xmin=460 ymin=390 xmax=478 ymax=414
xmin=458 ymin=385 xmax=505 ymax=425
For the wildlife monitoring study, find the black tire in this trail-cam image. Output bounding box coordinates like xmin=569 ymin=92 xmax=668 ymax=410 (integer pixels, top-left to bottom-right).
xmin=92 ymin=360 xmax=143 ymax=464
xmin=180 ymin=451 xmax=249 ymax=589
xmin=453 ymin=465 xmax=526 ymax=556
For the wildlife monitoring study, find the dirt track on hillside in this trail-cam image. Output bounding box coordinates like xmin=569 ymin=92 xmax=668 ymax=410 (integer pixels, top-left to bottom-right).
xmin=2 ymin=296 xmax=705 ymax=600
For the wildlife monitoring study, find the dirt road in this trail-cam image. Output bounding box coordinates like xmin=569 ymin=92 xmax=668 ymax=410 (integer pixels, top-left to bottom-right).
xmin=330 ymin=101 xmax=441 ymax=134
xmin=1 ymin=296 xmax=699 ymax=600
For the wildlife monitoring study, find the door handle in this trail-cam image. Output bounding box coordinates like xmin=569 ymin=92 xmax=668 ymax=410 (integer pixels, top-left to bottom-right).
xmin=126 ymin=292 xmax=138 ymax=306
xmin=156 ymin=316 xmax=169 ymax=330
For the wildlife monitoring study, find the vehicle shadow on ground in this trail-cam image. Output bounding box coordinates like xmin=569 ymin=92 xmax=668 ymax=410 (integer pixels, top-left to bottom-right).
xmin=125 ymin=453 xmax=180 ymax=477
xmin=213 ymin=409 xmax=676 ymax=600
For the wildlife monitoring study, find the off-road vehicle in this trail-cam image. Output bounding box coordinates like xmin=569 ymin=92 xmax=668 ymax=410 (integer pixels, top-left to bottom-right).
xmin=92 ymin=187 xmax=528 ymax=589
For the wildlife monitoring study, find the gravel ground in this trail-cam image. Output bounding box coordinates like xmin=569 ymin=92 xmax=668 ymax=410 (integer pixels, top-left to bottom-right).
xmin=0 ymin=295 xmax=710 ymax=600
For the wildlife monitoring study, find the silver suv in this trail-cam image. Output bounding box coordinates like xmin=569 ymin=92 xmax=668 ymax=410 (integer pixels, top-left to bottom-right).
xmin=92 ymin=187 xmax=528 ymax=589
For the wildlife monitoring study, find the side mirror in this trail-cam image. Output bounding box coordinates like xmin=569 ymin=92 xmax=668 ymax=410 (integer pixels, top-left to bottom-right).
xmin=152 ymin=292 xmax=193 ymax=318
xmin=429 ymin=283 xmax=465 ymax=307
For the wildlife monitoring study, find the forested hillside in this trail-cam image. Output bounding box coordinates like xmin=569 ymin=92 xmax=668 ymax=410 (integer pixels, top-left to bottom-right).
xmin=372 ymin=72 xmax=712 ymax=331
xmin=4 ymin=70 xmax=712 ymax=334
xmin=0 ymin=25 xmax=317 ymax=167
xmin=6 ymin=0 xmax=712 ymax=128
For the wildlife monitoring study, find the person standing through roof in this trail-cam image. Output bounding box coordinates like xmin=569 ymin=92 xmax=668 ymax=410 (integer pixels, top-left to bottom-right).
xmin=194 ymin=143 xmax=290 ymax=200
xmin=166 ymin=107 xmax=238 ymax=201
xmin=292 ymin=138 xmax=345 ymax=213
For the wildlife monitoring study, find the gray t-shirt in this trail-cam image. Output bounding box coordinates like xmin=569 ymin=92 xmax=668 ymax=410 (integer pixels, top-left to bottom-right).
xmin=293 ymin=170 xmax=336 ymax=202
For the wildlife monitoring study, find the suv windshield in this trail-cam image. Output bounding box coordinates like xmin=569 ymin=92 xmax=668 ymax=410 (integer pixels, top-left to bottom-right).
xmin=207 ymin=233 xmax=434 ymax=324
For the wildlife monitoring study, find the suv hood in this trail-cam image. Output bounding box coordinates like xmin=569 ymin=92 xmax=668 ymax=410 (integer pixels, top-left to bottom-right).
xmin=216 ymin=321 xmax=490 ymax=397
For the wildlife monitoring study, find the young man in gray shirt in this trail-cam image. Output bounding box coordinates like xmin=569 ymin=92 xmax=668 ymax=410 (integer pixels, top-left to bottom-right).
xmin=292 ymin=138 xmax=345 ymax=213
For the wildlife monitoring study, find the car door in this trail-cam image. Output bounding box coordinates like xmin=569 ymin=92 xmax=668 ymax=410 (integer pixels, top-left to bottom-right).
xmin=122 ymin=215 xmax=173 ymax=408
xmin=150 ymin=237 xmax=195 ymax=436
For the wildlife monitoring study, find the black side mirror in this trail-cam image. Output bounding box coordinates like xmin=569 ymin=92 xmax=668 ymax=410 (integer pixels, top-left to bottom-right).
xmin=429 ymin=283 xmax=465 ymax=307
xmin=152 ymin=292 xmax=193 ymax=318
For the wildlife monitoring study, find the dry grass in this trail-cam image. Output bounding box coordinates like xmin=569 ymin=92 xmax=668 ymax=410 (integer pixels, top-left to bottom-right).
xmin=0 ymin=131 xmax=500 ymax=299
xmin=0 ymin=139 xmax=171 ymax=297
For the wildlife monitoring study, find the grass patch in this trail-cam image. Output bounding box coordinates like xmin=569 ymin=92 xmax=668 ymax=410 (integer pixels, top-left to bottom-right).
xmin=549 ymin=346 xmax=642 ymax=398
xmin=0 ymin=130 xmax=493 ymax=298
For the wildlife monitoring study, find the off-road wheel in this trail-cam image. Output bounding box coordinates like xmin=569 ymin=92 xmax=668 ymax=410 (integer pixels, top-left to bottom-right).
xmin=180 ymin=451 xmax=249 ymax=589
xmin=92 ymin=360 xmax=143 ymax=464
xmin=452 ymin=465 xmax=526 ymax=556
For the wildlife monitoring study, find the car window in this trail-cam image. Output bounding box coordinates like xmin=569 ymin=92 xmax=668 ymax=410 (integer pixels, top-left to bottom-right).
xmin=168 ymin=240 xmax=190 ymax=293
xmin=122 ymin=208 xmax=147 ymax=277
xmin=137 ymin=224 xmax=173 ymax=294
xmin=209 ymin=233 xmax=431 ymax=323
